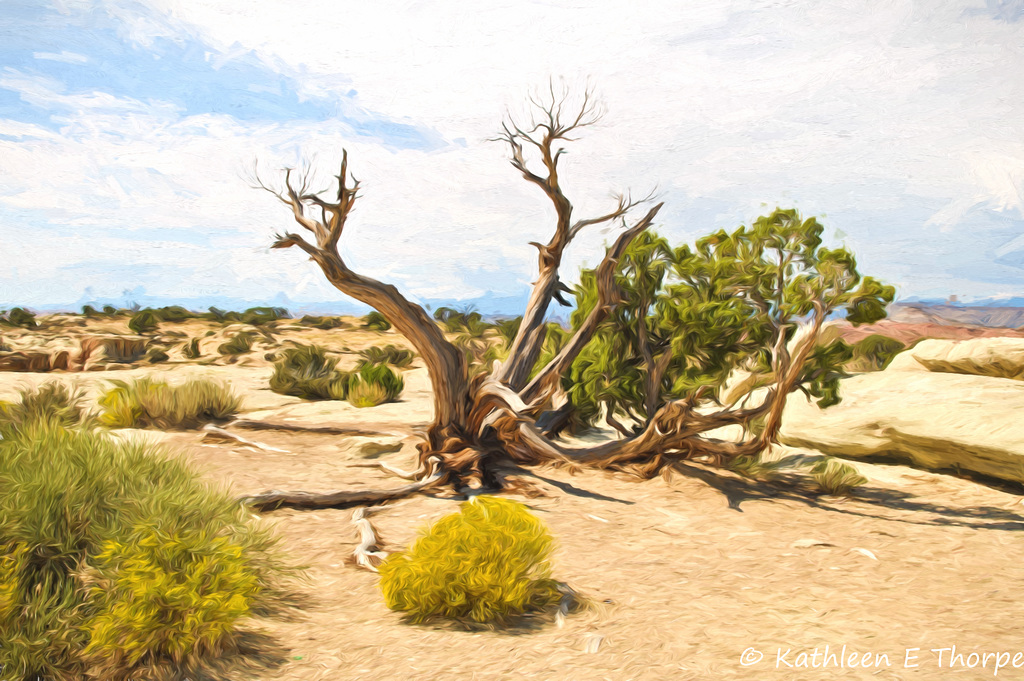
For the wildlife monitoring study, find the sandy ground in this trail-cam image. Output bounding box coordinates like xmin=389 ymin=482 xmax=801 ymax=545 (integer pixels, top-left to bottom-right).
xmin=4 ymin=320 xmax=1024 ymax=680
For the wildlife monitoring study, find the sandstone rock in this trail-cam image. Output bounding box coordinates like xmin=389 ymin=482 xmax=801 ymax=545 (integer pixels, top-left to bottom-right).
xmin=887 ymin=337 xmax=1024 ymax=380
xmin=780 ymin=370 xmax=1024 ymax=484
xmin=0 ymin=350 xmax=69 ymax=372
xmin=78 ymin=335 xmax=147 ymax=368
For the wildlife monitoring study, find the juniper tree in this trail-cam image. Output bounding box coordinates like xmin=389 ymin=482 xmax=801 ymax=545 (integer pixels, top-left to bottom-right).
xmin=249 ymin=85 xmax=893 ymax=508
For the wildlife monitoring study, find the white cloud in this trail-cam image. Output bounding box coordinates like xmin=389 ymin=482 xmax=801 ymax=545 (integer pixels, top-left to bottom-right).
xmin=33 ymin=51 xmax=89 ymax=64
xmin=3 ymin=0 xmax=1024 ymax=306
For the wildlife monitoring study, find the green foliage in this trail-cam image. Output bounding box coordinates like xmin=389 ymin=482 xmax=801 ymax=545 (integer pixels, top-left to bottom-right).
xmin=798 ymin=339 xmax=855 ymax=408
xmin=363 ymin=311 xmax=392 ymax=331
xmin=299 ymin=314 xmax=348 ymax=330
xmin=269 ymin=344 xmax=348 ymax=400
xmin=182 ymin=337 xmax=203 ymax=360
xmin=728 ymin=455 xmax=785 ymax=481
xmin=146 ymin=346 xmax=170 ymax=364
xmin=128 ymin=309 xmax=159 ymax=334
xmin=565 ymin=210 xmax=895 ymax=429
xmin=3 ymin=307 xmax=38 ymax=328
xmin=217 ymin=331 xmax=254 ymax=356
xmin=434 ymin=306 xmax=490 ymax=336
xmin=378 ymin=496 xmax=560 ymax=624
xmin=850 ymin=334 xmax=906 ymax=372
xmin=346 ymin=363 xmax=403 ymax=407
xmin=0 ymin=419 xmax=281 ymax=679
xmin=98 ymin=377 xmax=242 ymax=429
xmin=81 ymin=305 xmax=99 ymax=317
xmin=102 ymin=305 xmax=119 ymax=316
xmin=810 ymin=457 xmax=868 ymax=495
xmin=493 ymin=316 xmax=523 ymax=347
xmin=358 ymin=344 xmax=416 ymax=369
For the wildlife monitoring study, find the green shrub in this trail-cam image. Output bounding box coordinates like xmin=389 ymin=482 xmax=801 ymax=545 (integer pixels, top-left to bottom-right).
xmin=152 ymin=305 xmax=195 ymax=323
xmin=128 ymin=309 xmax=159 ymax=334
xmin=81 ymin=305 xmax=99 ymax=317
xmin=811 ymin=457 xmax=868 ymax=495
xmin=299 ymin=315 xmax=348 ymax=330
xmin=269 ymin=345 xmax=348 ymax=400
xmin=146 ymin=346 xmax=169 ymax=363
xmin=3 ymin=307 xmax=37 ymax=328
xmin=362 ymin=311 xmax=391 ymax=331
xmin=358 ymin=344 xmax=416 ymax=369
xmin=98 ymin=377 xmax=242 ymax=429
xmin=849 ymin=334 xmax=906 ymax=372
xmin=346 ymin=364 xmax=403 ymax=407
xmin=183 ymin=337 xmax=202 ymax=359
xmin=102 ymin=305 xmax=119 ymax=316
xmin=218 ymin=332 xmax=254 ymax=356
xmin=0 ymin=420 xmax=282 ymax=679
xmin=378 ymin=496 xmax=561 ymax=624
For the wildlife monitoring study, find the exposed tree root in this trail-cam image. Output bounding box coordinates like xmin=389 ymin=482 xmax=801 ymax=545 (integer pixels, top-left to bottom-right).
xmin=351 ymin=507 xmax=388 ymax=571
xmin=242 ymin=457 xmax=443 ymax=511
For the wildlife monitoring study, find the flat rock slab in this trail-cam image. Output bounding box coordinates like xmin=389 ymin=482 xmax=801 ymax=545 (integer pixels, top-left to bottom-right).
xmin=780 ymin=370 xmax=1024 ymax=484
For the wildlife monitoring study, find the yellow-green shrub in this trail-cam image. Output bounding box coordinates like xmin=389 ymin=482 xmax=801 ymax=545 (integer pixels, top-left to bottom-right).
xmin=346 ymin=364 xmax=403 ymax=408
xmin=99 ymin=377 xmax=241 ymax=429
xmin=83 ymin=526 xmax=260 ymax=669
xmin=378 ymin=496 xmax=560 ymax=624
xmin=0 ymin=418 xmax=282 ymax=680
xmin=811 ymin=457 xmax=868 ymax=495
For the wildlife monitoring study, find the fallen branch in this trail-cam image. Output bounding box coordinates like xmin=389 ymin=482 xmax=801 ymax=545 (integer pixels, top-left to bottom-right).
xmin=352 ymin=507 xmax=388 ymax=571
xmin=200 ymin=424 xmax=290 ymax=453
xmin=227 ymin=419 xmax=384 ymax=437
xmin=242 ymin=457 xmax=443 ymax=511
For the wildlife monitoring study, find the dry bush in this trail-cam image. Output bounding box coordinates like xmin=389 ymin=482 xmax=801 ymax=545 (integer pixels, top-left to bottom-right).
xmin=811 ymin=457 xmax=868 ymax=495
xmin=98 ymin=377 xmax=242 ymax=429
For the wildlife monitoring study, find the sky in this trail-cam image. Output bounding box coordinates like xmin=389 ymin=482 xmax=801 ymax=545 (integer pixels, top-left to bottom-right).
xmin=0 ymin=0 xmax=1023 ymax=314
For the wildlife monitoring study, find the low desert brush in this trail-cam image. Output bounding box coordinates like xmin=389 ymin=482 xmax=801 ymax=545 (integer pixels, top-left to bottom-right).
xmin=362 ymin=311 xmax=391 ymax=331
xmin=217 ymin=331 xmax=254 ymax=356
xmin=357 ymin=344 xmax=416 ymax=369
xmin=378 ymin=496 xmax=561 ymax=624
xmin=269 ymin=344 xmax=348 ymax=400
xmin=98 ymin=377 xmax=241 ymax=429
xmin=811 ymin=457 xmax=868 ymax=495
xmin=128 ymin=309 xmax=159 ymax=334
xmin=0 ymin=381 xmax=91 ymax=429
xmin=0 ymin=420 xmax=283 ymax=680
xmin=346 ymin=364 xmax=403 ymax=407
xmin=183 ymin=336 xmax=203 ymax=359
xmin=728 ymin=455 xmax=784 ymax=481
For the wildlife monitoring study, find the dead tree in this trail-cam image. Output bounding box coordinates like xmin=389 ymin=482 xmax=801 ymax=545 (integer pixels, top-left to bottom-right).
xmin=248 ymin=85 xmax=891 ymax=508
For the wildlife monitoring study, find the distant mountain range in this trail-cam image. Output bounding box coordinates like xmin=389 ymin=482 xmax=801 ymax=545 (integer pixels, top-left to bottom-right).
xmin=890 ymin=301 xmax=1024 ymax=329
xmin=7 ymin=290 xmax=1024 ymax=329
